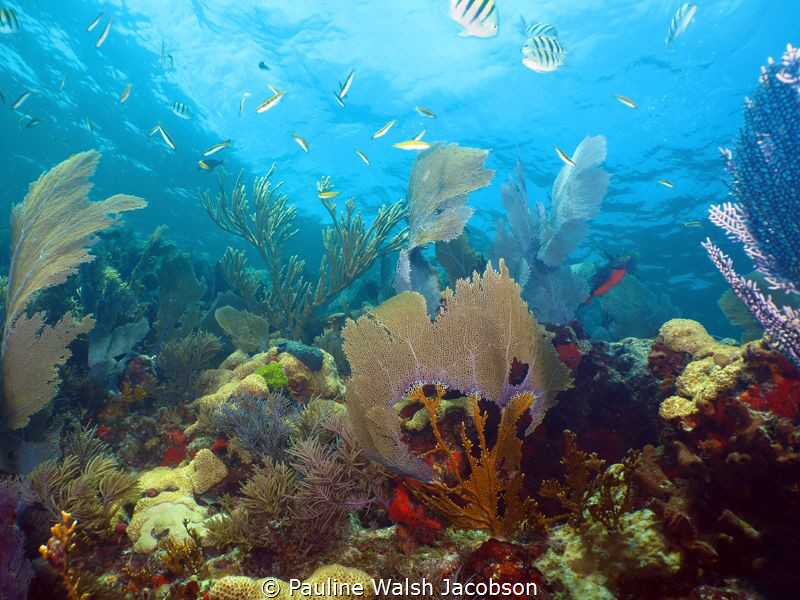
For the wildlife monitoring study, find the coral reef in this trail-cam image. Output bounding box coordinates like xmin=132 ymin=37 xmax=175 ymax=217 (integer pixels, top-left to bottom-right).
xmin=137 ymin=447 xmax=227 ymax=495
xmin=127 ymin=490 xmax=210 ymax=553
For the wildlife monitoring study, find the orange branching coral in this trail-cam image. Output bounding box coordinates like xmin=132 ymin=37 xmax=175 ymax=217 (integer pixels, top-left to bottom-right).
xmin=39 ymin=511 xmax=89 ymax=600
xmin=409 ymin=383 xmax=543 ymax=539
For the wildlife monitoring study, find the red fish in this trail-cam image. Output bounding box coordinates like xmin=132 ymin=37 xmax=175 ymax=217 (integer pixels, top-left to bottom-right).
xmin=585 ymin=254 xmax=634 ymax=303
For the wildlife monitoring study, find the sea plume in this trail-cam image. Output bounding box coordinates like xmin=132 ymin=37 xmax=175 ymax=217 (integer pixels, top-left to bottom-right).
xmin=1 ymin=150 xmax=146 ymax=429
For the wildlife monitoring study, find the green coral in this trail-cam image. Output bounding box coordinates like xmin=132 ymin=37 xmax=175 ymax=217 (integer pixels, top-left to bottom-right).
xmin=255 ymin=362 xmax=289 ymax=392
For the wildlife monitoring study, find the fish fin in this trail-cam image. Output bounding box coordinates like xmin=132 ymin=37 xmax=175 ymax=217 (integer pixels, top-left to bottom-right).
xmin=268 ymin=84 xmax=280 ymax=94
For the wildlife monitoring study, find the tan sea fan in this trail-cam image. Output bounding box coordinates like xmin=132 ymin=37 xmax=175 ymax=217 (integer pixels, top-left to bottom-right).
xmin=1 ymin=150 xmax=146 ymax=429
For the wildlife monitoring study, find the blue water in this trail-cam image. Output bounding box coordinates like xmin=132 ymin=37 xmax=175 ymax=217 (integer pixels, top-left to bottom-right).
xmin=2 ymin=0 xmax=799 ymax=336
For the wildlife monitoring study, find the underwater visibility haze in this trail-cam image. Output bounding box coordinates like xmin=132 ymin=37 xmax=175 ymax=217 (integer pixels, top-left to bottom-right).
xmin=1 ymin=1 xmax=800 ymax=598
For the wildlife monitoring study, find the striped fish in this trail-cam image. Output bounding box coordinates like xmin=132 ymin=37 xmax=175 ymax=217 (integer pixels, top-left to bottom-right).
xmin=449 ymin=0 xmax=498 ymax=38
xmin=522 ymin=35 xmax=567 ymax=72
xmin=0 ymin=7 xmax=19 ymax=33
xmin=665 ymin=3 xmax=697 ymax=47
xmin=95 ymin=18 xmax=112 ymax=48
xmin=170 ymin=101 xmax=192 ymax=119
xmin=523 ymin=21 xmax=557 ymax=39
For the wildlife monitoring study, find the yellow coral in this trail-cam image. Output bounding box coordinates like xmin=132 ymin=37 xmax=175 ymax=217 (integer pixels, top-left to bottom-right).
xmin=209 ymin=565 xmax=374 ymax=600
xmin=658 ymin=395 xmax=698 ymax=420
xmin=659 ymin=318 xmax=740 ymax=364
xmin=138 ymin=448 xmax=227 ymax=495
xmin=127 ymin=491 xmax=209 ymax=553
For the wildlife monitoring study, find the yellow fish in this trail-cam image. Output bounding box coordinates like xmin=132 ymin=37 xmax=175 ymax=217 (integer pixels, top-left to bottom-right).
xmin=372 ymin=119 xmax=396 ymax=139
xmin=119 ymin=83 xmax=132 ymax=103
xmin=612 ymin=94 xmax=636 ymax=108
xmin=256 ymin=85 xmax=285 ymax=113
xmin=318 ymin=191 xmax=340 ymax=199
xmin=11 ymin=91 xmax=30 ymax=110
xmin=555 ymin=145 xmax=575 ymax=167
xmin=203 ymin=140 xmax=230 ymax=157
xmin=658 ymin=179 xmax=674 ymax=188
xmin=415 ymin=106 xmax=435 ymax=118
xmin=198 ymin=160 xmax=210 ymax=170
xmin=355 ymin=149 xmax=370 ymax=165
xmin=157 ymin=124 xmax=176 ymax=150
xmin=96 ymin=18 xmax=112 ymax=48
xmin=87 ymin=13 xmax=103 ymax=32
xmin=291 ymin=132 xmax=308 ymax=152
xmin=393 ymin=140 xmax=430 ymax=151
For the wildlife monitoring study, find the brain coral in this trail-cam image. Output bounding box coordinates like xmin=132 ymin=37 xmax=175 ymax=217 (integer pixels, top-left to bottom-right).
xmin=127 ymin=490 xmax=209 ymax=553
xmin=138 ymin=448 xmax=227 ymax=495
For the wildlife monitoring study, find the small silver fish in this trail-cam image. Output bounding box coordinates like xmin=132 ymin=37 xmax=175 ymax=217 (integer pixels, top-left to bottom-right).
xmin=119 ymin=83 xmax=132 ymax=103
xmin=658 ymin=179 xmax=675 ymax=188
xmin=96 ymin=18 xmax=112 ymax=48
xmin=412 ymin=129 xmax=426 ymax=141
xmin=25 ymin=117 xmax=42 ymax=128
xmin=355 ymin=149 xmax=369 ymax=165
xmin=85 ymin=117 xmax=95 ymax=135
xmin=87 ymin=13 xmax=103 ymax=32
xmin=58 ymin=73 xmax=66 ymax=91
xmin=555 ymin=145 xmax=575 ymax=167
xmin=415 ymin=106 xmax=435 ymax=118
xmin=333 ymin=91 xmax=345 ymax=107
xmin=665 ymin=3 xmax=697 ymax=47
xmin=158 ymin=124 xmax=176 ymax=150
xmin=203 ymin=140 xmax=230 ymax=157
xmin=0 ymin=7 xmax=19 ymax=34
xmin=256 ymin=85 xmax=284 ymax=113
xmin=339 ymin=68 xmax=355 ymax=99
xmin=239 ymin=92 xmax=251 ymax=116
xmin=12 ymin=91 xmax=31 ymax=110
xmin=612 ymin=94 xmax=636 ymax=109
xmin=291 ymin=132 xmax=308 ymax=152
xmin=372 ymin=119 xmax=396 ymax=139
xmin=170 ymin=101 xmax=192 ymax=119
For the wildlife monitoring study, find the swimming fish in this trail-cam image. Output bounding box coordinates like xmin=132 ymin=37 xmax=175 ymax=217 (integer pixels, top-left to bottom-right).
xmin=412 ymin=129 xmax=426 ymax=141
xmin=555 ymin=145 xmax=575 ymax=167
xmin=291 ymin=132 xmax=309 ymax=152
xmin=355 ymin=149 xmax=370 ymax=165
xmin=318 ymin=191 xmax=340 ymax=199
xmin=665 ymin=3 xmax=697 ymax=47
xmin=119 ymin=83 xmax=132 ymax=103
xmin=148 ymin=124 xmax=160 ymax=136
xmin=256 ymin=85 xmax=285 ymax=113
xmin=239 ymin=92 xmax=251 ymax=116
xmin=415 ymin=106 xmax=435 ymax=118
xmin=522 ymin=35 xmax=567 ymax=72
xmin=520 ymin=20 xmax=558 ymax=39
xmin=585 ymin=254 xmax=634 ymax=303
xmin=25 ymin=117 xmax=42 ymax=128
xmin=157 ymin=124 xmax=176 ymax=150
xmin=339 ymin=68 xmax=355 ymax=99
xmin=683 ymin=220 xmax=702 ymax=227
xmin=658 ymin=179 xmax=674 ymax=188
xmin=198 ymin=159 xmax=223 ymax=171
xmin=612 ymin=94 xmax=636 ymax=108
xmin=86 ymin=12 xmax=103 ymax=32
xmin=333 ymin=92 xmax=345 ymax=107
xmin=258 ymin=61 xmax=270 ymax=71
xmin=449 ymin=0 xmax=498 ymax=38
xmin=58 ymin=73 xmax=66 ymax=91
xmin=85 ymin=117 xmax=95 ymax=134
xmin=393 ymin=140 xmax=430 ymax=150
xmin=0 ymin=7 xmax=19 ymax=33
xmin=203 ymin=140 xmax=230 ymax=157
xmin=170 ymin=101 xmax=192 ymax=119
xmin=372 ymin=119 xmax=396 ymax=139
xmin=11 ymin=91 xmax=30 ymax=110
xmin=96 ymin=18 xmax=112 ymax=48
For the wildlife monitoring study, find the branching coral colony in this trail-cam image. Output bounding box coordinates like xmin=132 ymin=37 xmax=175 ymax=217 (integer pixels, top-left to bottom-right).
xmin=343 ymin=260 xmax=573 ymax=538
xmin=200 ymin=165 xmax=408 ymax=340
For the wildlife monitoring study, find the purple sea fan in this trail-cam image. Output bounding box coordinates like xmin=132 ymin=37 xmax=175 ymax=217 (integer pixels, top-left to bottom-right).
xmin=703 ymin=43 xmax=800 ymax=367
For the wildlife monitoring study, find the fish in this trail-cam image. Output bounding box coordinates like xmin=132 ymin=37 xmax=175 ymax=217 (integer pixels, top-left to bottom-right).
xmin=239 ymin=92 xmax=251 ymax=116
xmin=85 ymin=117 xmax=95 ymax=134
xmin=355 ymin=149 xmax=370 ymax=165
xmin=449 ymin=0 xmax=498 ymax=38
xmin=198 ymin=158 xmax=223 ymax=171
xmin=393 ymin=140 xmax=431 ymax=150
xmin=612 ymin=94 xmax=636 ymax=108
xmin=372 ymin=119 xmax=396 ymax=139
xmin=86 ymin=12 xmax=103 ymax=32
xmin=58 ymin=73 xmax=66 ymax=91
xmin=258 ymin=61 xmax=270 ymax=71
xmin=0 ymin=7 xmax=19 ymax=33
xmin=522 ymin=35 xmax=567 ymax=72
xmin=203 ymin=140 xmax=230 ymax=157
xmin=160 ymin=42 xmax=174 ymax=71
xmin=170 ymin=101 xmax=192 ymax=119
xmin=291 ymin=132 xmax=309 ymax=153
xmin=333 ymin=92 xmax=345 ymax=107
xmin=119 ymin=83 xmax=132 ymax=103
xmin=256 ymin=85 xmax=285 ymax=113
xmin=157 ymin=124 xmax=176 ymax=150
xmin=554 ymin=145 xmax=575 ymax=167
xmin=148 ymin=124 xmax=160 ymax=137
xmin=96 ymin=18 xmax=112 ymax=48
xmin=658 ymin=179 xmax=674 ymax=188
xmin=339 ymin=68 xmax=355 ymax=99
xmin=585 ymin=254 xmax=634 ymax=303
xmin=25 ymin=117 xmax=42 ymax=128
xmin=683 ymin=220 xmax=702 ymax=227
xmin=521 ymin=20 xmax=558 ymax=39
xmin=412 ymin=129 xmax=426 ymax=141
xmin=415 ymin=106 xmax=435 ymax=118
xmin=665 ymin=2 xmax=697 ymax=47
xmin=11 ymin=91 xmax=31 ymax=110
xmin=318 ymin=191 xmax=340 ymax=199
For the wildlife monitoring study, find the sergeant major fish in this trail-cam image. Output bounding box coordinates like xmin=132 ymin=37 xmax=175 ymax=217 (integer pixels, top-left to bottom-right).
xmin=0 ymin=7 xmax=19 ymax=33
xmin=522 ymin=34 xmax=567 ymax=72
xmin=449 ymin=0 xmax=498 ymax=38
xmin=170 ymin=101 xmax=192 ymax=119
